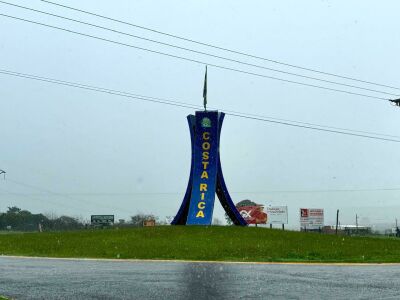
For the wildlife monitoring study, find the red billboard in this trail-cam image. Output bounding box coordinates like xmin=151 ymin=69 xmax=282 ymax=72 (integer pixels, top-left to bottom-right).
xmin=237 ymin=205 xmax=267 ymax=224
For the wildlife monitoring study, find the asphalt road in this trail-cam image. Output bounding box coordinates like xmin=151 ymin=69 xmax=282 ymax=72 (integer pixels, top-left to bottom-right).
xmin=1 ymin=257 xmax=400 ymax=299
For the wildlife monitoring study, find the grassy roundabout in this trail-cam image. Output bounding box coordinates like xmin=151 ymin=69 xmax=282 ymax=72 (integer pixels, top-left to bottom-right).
xmin=0 ymin=226 xmax=400 ymax=263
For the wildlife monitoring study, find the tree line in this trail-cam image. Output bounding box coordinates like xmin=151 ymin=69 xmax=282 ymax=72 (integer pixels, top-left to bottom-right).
xmin=0 ymin=207 xmax=167 ymax=231
xmin=0 ymin=206 xmax=84 ymax=231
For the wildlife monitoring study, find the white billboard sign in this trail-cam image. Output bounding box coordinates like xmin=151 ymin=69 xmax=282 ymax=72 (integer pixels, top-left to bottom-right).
xmin=266 ymin=206 xmax=288 ymax=224
xmin=300 ymin=208 xmax=324 ymax=229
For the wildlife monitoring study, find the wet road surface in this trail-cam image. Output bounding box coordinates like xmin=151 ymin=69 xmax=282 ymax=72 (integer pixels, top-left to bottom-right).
xmin=1 ymin=257 xmax=400 ymax=299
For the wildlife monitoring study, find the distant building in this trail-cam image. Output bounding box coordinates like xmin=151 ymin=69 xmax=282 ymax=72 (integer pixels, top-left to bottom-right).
xmin=143 ymin=219 xmax=156 ymax=227
xmin=322 ymin=225 xmax=371 ymax=235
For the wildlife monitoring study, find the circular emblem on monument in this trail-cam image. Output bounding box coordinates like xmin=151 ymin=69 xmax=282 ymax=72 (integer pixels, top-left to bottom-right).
xmin=201 ymin=117 xmax=211 ymax=128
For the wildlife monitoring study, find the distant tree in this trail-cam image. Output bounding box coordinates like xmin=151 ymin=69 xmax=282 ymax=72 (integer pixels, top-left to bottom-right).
xmin=224 ymin=213 xmax=233 ymax=225
xmin=156 ymin=217 xmax=168 ymax=226
xmin=7 ymin=206 xmax=22 ymax=214
xmin=51 ymin=216 xmax=82 ymax=230
xmin=235 ymin=199 xmax=257 ymax=207
xmin=0 ymin=207 xmax=84 ymax=231
xmin=0 ymin=207 xmax=49 ymax=231
xmin=212 ymin=217 xmax=223 ymax=225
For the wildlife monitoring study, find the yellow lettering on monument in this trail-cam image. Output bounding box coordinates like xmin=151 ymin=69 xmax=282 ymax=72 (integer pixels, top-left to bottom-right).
xmin=198 ymin=202 xmax=206 ymax=209
xmin=202 ymin=142 xmax=210 ymax=150
xmin=202 ymin=161 xmax=209 ymax=169
xmin=201 ymin=171 xmax=209 ymax=179
xmin=200 ymin=183 xmax=208 ymax=191
xmin=202 ymin=152 xmax=209 ymax=160
xmin=196 ymin=210 xmax=205 ymax=218
xmin=203 ymin=132 xmax=210 ymax=140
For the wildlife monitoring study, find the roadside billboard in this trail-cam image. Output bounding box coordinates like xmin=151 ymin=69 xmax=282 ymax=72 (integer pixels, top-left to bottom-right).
xmin=300 ymin=208 xmax=324 ymax=229
xmin=91 ymin=215 xmax=114 ymax=226
xmin=237 ymin=205 xmax=267 ymax=224
xmin=266 ymin=206 xmax=288 ymax=224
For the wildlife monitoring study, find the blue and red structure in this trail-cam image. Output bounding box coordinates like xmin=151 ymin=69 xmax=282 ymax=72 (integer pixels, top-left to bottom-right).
xmin=171 ymin=110 xmax=247 ymax=226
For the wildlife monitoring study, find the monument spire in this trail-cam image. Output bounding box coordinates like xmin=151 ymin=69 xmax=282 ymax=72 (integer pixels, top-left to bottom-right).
xmin=203 ymin=66 xmax=207 ymax=111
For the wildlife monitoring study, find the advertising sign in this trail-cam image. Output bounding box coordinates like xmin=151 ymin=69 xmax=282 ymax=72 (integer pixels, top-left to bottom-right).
xmin=300 ymin=208 xmax=324 ymax=229
xmin=91 ymin=215 xmax=114 ymax=226
xmin=237 ymin=205 xmax=267 ymax=224
xmin=186 ymin=111 xmax=219 ymax=225
xmin=266 ymin=206 xmax=288 ymax=224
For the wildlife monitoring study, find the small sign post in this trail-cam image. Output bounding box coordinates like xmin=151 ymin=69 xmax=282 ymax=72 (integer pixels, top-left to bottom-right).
xmin=266 ymin=206 xmax=288 ymax=230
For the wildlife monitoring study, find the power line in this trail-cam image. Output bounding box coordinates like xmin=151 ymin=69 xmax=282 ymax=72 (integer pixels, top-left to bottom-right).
xmin=227 ymin=112 xmax=400 ymax=142
xmin=39 ymin=0 xmax=400 ymax=92
xmin=1 ymin=68 xmax=398 ymax=142
xmin=3 ymin=187 xmax=400 ymax=196
xmin=0 ymin=69 xmax=199 ymax=109
xmin=0 ymin=68 xmax=391 ymax=141
xmin=2 ymin=68 xmax=398 ymax=139
xmin=231 ymin=188 xmax=400 ymax=194
xmin=0 ymin=1 xmax=397 ymax=97
xmin=223 ymin=109 xmax=400 ymax=139
xmin=1 ymin=68 xmax=399 ymax=143
xmin=0 ymin=186 xmax=78 ymax=210
xmin=5 ymin=178 xmax=130 ymax=214
xmin=0 ymin=13 xmax=390 ymax=102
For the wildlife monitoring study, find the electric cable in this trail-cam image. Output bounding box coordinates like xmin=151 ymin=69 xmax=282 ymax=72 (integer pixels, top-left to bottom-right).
xmin=1 ymin=68 xmax=399 ymax=143
xmin=0 ymin=13 xmax=390 ymax=102
xmin=0 ymin=69 xmax=200 ymax=110
xmin=6 ymin=178 xmax=131 ymax=213
xmin=226 ymin=112 xmax=400 ymax=143
xmin=0 ymin=1 xmax=397 ymax=97
xmin=3 ymin=187 xmax=400 ymax=196
xmin=39 ymin=0 xmax=400 ymax=91
xmin=0 ymin=186 xmax=79 ymax=210
xmin=3 ymin=68 xmax=398 ymax=139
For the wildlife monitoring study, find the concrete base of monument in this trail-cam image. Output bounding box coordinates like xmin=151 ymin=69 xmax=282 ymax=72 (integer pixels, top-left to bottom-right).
xmin=0 ymin=226 xmax=399 ymax=263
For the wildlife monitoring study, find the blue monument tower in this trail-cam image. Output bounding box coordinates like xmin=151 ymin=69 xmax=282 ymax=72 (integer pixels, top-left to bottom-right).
xmin=171 ymin=68 xmax=247 ymax=226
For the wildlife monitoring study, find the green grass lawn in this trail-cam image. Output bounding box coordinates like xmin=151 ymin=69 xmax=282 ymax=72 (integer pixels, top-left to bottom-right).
xmin=0 ymin=226 xmax=399 ymax=263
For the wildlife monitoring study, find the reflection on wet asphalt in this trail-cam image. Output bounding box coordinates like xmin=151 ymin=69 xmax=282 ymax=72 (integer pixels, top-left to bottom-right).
xmin=1 ymin=257 xmax=400 ymax=299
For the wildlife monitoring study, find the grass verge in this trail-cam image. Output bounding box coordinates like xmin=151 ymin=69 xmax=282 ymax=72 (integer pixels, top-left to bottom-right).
xmin=0 ymin=226 xmax=400 ymax=263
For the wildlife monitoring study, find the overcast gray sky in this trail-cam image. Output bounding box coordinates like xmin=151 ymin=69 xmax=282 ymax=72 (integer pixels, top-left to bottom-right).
xmin=1 ymin=0 xmax=400 ymax=228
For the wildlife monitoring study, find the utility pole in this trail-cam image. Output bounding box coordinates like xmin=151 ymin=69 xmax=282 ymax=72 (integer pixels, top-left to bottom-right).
xmin=335 ymin=209 xmax=339 ymax=235
xmin=0 ymin=169 xmax=5 ymax=180
xmin=356 ymin=214 xmax=358 ymax=234
xmin=389 ymin=98 xmax=400 ymax=106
